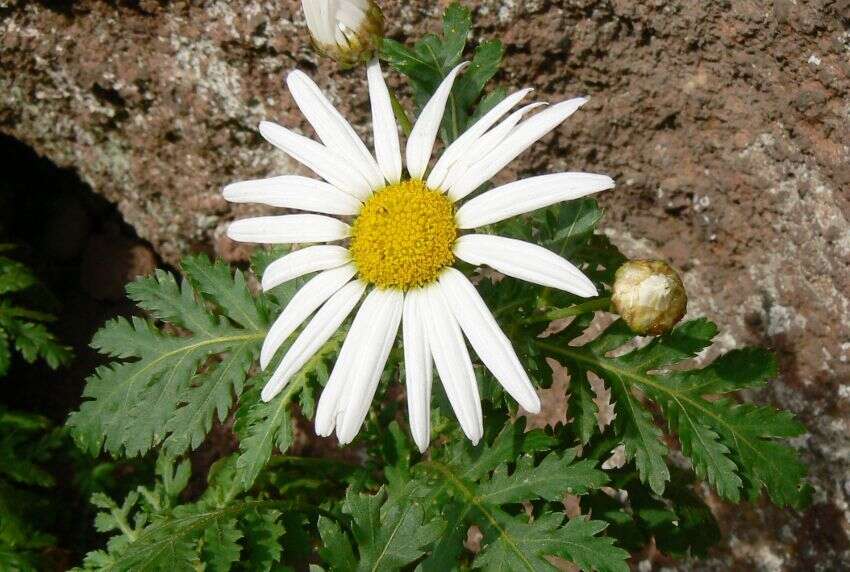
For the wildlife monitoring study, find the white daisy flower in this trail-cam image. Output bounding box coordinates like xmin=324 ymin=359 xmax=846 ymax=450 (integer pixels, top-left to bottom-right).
xmin=224 ymin=60 xmax=614 ymax=451
xmin=301 ymin=0 xmax=384 ymax=66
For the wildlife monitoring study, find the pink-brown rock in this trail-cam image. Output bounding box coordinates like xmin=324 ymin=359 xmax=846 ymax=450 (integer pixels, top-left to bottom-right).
xmin=1 ymin=0 xmax=848 ymax=568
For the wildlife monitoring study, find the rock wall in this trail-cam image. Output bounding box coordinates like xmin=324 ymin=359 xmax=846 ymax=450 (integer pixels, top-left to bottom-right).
xmin=1 ymin=0 xmax=848 ymax=568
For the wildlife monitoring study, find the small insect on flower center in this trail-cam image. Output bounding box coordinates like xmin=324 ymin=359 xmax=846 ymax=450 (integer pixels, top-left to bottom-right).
xmin=350 ymin=179 xmax=456 ymax=290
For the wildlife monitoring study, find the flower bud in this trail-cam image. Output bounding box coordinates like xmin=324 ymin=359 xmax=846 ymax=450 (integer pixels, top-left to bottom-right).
xmin=612 ymin=260 xmax=687 ymax=336
xmin=301 ymin=0 xmax=384 ymax=68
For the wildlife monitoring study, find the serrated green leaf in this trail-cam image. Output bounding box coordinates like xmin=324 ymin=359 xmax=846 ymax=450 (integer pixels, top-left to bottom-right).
xmin=0 ymin=256 xmax=36 ymax=295
xmin=418 ymin=503 xmax=467 ymax=572
xmin=69 ymin=264 xmax=265 ymax=457
xmin=664 ymin=406 xmax=741 ymax=501
xmin=235 ymin=392 xmax=294 ymax=492
xmin=338 ymin=487 xmax=444 ymax=572
xmin=240 ymin=508 xmax=285 ymax=572
xmin=470 ymin=88 xmax=507 ymax=123
xmin=10 ymin=320 xmax=71 ymax=368
xmin=568 ymin=368 xmax=599 ymax=445
xmin=236 ymin=335 xmax=340 ymax=490
xmin=381 ymin=2 xmax=503 ymax=145
xmin=201 ymin=517 xmax=243 ymax=572
xmin=540 ymin=317 xmax=809 ymax=506
xmin=475 ymin=513 xmax=628 ymax=572
xmin=182 ymin=254 xmax=266 ymax=330
xmin=163 ymin=341 xmax=255 ymax=456
xmin=127 ymin=269 xmax=217 ymax=335
xmin=609 ymin=371 xmax=670 ymax=495
xmin=479 ymin=451 xmax=608 ymax=505
xmin=317 ymin=516 xmax=357 ymax=572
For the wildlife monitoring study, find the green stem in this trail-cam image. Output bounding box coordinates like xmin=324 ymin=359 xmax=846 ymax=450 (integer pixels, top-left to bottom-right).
xmin=523 ymin=297 xmax=612 ymax=324
xmin=113 ymin=507 xmax=138 ymax=542
xmin=0 ymin=305 xmax=55 ymax=322
xmin=389 ymin=91 xmax=413 ymax=136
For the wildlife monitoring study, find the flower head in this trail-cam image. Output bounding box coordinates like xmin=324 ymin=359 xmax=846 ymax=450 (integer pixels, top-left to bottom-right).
xmin=224 ymin=60 xmax=614 ymax=451
xmin=612 ymin=259 xmax=687 ymax=335
xmin=302 ymin=0 xmax=384 ymax=67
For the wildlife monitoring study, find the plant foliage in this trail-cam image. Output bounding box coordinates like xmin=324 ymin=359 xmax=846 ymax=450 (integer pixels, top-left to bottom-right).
xmin=64 ymin=3 xmax=809 ymax=570
xmin=381 ymin=2 xmax=504 ymax=144
xmin=0 ymin=408 xmax=62 ymax=571
xmin=0 ymin=244 xmax=71 ymax=375
xmin=0 ymin=247 xmax=73 ymax=571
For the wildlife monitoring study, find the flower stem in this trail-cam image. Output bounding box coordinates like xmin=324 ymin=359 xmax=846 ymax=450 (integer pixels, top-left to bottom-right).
xmin=524 ymin=296 xmax=612 ymax=324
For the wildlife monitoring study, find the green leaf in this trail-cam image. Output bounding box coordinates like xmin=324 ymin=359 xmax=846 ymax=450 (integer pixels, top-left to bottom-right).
xmin=568 ymin=369 xmax=599 ymax=445
xmin=201 ymin=517 xmax=243 ymax=572
xmin=235 ymin=335 xmax=340 ymax=490
xmin=406 ymin=419 xmax=616 ymax=571
xmin=6 ymin=320 xmax=69 ymax=368
xmin=381 ymin=2 xmax=504 ymax=144
xmin=0 ymin=256 xmax=36 ymax=295
xmin=469 ymin=87 xmax=507 ymax=123
xmin=0 ymin=249 xmax=72 ymax=373
xmin=68 ymin=263 xmax=265 ymax=457
xmin=317 ymin=516 xmax=357 ymax=572
xmin=240 ymin=508 xmax=285 ymax=572
xmin=474 ymin=513 xmax=629 ymax=572
xmin=608 ymin=370 xmax=670 ymax=495
xmin=540 ymin=318 xmax=809 ymax=506
xmin=479 ymin=451 xmax=608 ymax=505
xmin=163 ymin=341 xmax=255 ymax=456
xmin=127 ymin=269 xmax=217 ymax=335
xmin=235 ymin=386 xmax=295 ymax=492
xmin=339 ymin=487 xmax=444 ymax=572
xmin=0 ymin=332 xmax=9 ymax=378
xmin=182 ymin=254 xmax=266 ymax=331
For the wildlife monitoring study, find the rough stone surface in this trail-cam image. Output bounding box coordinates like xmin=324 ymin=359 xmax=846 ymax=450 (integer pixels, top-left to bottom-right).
xmin=1 ymin=0 xmax=848 ymax=569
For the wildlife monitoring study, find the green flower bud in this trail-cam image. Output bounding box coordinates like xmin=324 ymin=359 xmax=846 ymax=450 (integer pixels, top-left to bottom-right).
xmin=612 ymin=260 xmax=687 ymax=336
xmin=301 ymin=0 xmax=384 ymax=68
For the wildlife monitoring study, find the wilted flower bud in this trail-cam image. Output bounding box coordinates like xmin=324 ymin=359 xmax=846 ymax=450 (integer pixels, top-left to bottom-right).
xmin=301 ymin=0 xmax=384 ymax=67
xmin=612 ymin=260 xmax=687 ymax=336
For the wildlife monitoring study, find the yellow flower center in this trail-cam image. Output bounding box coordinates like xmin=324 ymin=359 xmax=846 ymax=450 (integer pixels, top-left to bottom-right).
xmin=350 ymin=179 xmax=456 ymax=290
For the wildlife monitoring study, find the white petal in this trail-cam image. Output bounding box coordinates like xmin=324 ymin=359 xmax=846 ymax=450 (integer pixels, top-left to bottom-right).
xmin=226 ymin=214 xmax=349 ymax=244
xmin=259 ymin=121 xmax=372 ymax=199
xmin=438 ymin=268 xmax=540 ymax=413
xmin=262 ymin=245 xmax=351 ymax=291
xmin=405 ymin=62 xmax=469 ymax=180
xmin=260 ymin=264 xmax=356 ymax=370
xmin=335 ymin=289 xmax=403 ymax=444
xmin=368 ymin=59 xmax=402 ymax=185
xmin=448 ymin=97 xmax=588 ymax=201
xmin=441 ymin=102 xmax=546 ymax=197
xmin=223 ymin=175 xmax=362 ymax=215
xmin=336 ymin=0 xmax=368 ymax=30
xmin=287 ymin=71 xmax=385 ymax=191
xmin=426 ymin=88 xmax=532 ymax=190
xmin=402 ymin=289 xmax=433 ymax=452
xmin=302 ymin=0 xmax=335 ymax=46
xmin=315 ymin=333 xmax=360 ymax=437
xmin=421 ymin=283 xmax=483 ymax=444
xmin=261 ymin=279 xmax=366 ymax=402
xmin=314 ymin=288 xmax=399 ymax=437
xmin=455 ymin=173 xmax=615 ymax=229
xmin=454 ymin=234 xmax=597 ymax=297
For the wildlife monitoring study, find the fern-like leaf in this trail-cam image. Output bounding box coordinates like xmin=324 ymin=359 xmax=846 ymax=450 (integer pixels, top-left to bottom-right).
xmin=68 ymin=257 xmax=266 ymax=457
xmin=541 ymin=318 xmax=808 ymax=506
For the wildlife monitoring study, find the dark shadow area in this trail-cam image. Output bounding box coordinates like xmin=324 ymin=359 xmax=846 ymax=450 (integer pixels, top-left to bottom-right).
xmin=0 ymin=133 xmax=159 ymax=421
xmin=0 ymin=134 xmax=159 ymax=568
